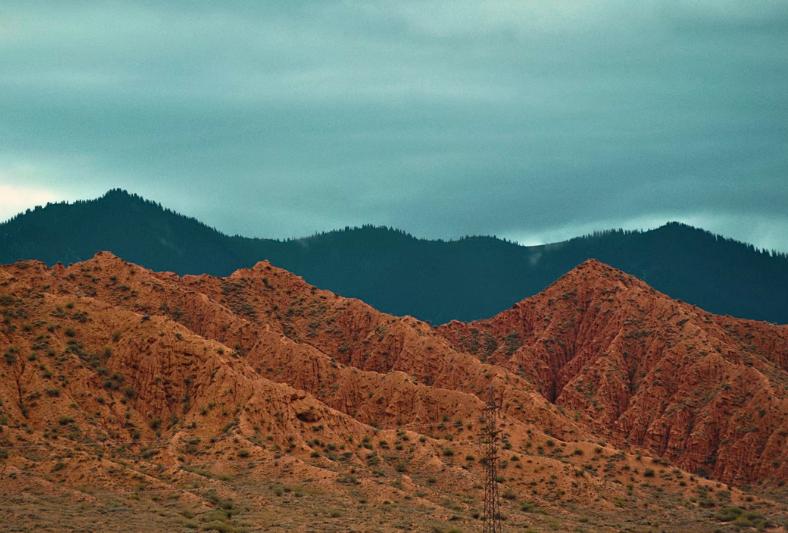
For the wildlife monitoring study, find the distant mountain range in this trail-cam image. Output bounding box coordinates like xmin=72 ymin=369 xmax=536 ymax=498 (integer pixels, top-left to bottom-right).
xmin=1 ymin=188 xmax=786 ymax=324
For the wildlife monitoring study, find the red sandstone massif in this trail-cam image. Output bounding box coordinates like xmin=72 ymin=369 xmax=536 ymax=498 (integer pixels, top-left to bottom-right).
xmin=0 ymin=253 xmax=785 ymax=531
xmin=438 ymin=260 xmax=788 ymax=486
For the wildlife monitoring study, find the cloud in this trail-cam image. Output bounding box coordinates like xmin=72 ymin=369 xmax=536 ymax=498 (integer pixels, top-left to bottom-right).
xmin=0 ymin=181 xmax=57 ymax=222
xmin=0 ymin=1 xmax=786 ymax=250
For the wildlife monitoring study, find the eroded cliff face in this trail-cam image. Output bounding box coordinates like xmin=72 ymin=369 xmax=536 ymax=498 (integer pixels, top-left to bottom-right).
xmin=19 ymin=252 xmax=581 ymax=442
xmin=0 ymin=254 xmax=785 ymax=531
xmin=438 ymin=260 xmax=788 ymax=486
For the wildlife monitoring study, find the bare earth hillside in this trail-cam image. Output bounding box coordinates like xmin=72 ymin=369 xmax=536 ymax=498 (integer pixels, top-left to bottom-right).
xmin=0 ymin=255 xmax=785 ymax=531
xmin=439 ymin=260 xmax=788 ymax=487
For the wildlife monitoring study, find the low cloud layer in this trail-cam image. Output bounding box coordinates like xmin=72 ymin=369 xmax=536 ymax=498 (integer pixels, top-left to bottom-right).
xmin=1 ymin=1 xmax=786 ymax=250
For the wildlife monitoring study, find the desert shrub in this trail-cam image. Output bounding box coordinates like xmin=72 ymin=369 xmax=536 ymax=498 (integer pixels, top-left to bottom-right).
xmin=717 ymin=507 xmax=743 ymax=522
xmin=521 ymin=501 xmax=541 ymax=513
xmin=504 ymin=331 xmax=522 ymax=355
xmin=201 ymin=521 xmax=239 ymax=533
xmin=3 ymin=347 xmax=18 ymax=365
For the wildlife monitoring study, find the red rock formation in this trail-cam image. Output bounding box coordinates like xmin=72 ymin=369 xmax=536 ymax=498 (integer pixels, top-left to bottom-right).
xmin=0 ymin=255 xmax=785 ymax=531
xmin=438 ymin=260 xmax=788 ymax=485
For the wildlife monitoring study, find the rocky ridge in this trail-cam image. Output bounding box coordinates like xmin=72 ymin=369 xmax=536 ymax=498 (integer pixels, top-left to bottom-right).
xmin=0 ymin=254 xmax=785 ymax=531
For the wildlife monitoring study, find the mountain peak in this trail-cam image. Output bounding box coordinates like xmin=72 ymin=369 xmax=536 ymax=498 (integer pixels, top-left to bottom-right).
xmin=102 ymin=188 xmax=133 ymax=198
xmin=438 ymin=256 xmax=788 ymax=487
xmin=250 ymin=259 xmax=275 ymax=271
xmin=659 ymin=220 xmax=693 ymax=230
xmin=550 ymin=257 xmax=648 ymax=293
xmin=575 ymin=257 xmax=614 ymax=271
xmin=99 ymin=188 xmax=142 ymax=204
xmin=86 ymin=250 xmax=128 ymax=266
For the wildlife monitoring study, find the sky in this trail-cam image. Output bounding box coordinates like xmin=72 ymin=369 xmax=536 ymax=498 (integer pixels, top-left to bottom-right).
xmin=1 ymin=1 xmax=787 ymax=251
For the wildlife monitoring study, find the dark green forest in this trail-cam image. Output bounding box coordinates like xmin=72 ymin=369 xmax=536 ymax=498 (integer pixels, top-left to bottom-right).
xmin=2 ymin=189 xmax=786 ymax=324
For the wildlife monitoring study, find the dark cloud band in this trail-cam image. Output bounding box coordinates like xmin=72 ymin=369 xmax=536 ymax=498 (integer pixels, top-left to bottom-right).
xmin=1 ymin=1 xmax=786 ymax=251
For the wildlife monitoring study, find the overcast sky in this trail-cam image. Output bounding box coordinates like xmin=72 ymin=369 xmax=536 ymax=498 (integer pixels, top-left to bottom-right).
xmin=1 ymin=1 xmax=787 ymax=250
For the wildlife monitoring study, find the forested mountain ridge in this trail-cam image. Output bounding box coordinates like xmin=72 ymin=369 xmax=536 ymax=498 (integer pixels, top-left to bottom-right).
xmin=2 ymin=188 xmax=786 ymax=324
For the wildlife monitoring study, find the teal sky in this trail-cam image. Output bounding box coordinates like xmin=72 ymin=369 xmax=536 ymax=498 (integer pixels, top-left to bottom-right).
xmin=1 ymin=1 xmax=787 ymax=250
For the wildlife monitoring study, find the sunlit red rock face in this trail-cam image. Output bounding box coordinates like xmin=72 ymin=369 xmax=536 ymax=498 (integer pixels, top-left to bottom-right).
xmin=438 ymin=260 xmax=788 ymax=486
xmin=0 ymin=254 xmax=786 ymax=531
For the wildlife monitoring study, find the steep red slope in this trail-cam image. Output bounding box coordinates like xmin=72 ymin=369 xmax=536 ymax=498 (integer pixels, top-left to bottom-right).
xmin=34 ymin=252 xmax=582 ymax=441
xmin=0 ymin=259 xmax=523 ymax=530
xmin=438 ymin=259 xmax=788 ymax=485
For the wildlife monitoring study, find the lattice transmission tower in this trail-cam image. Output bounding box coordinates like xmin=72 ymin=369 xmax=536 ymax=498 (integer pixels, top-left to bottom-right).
xmin=481 ymin=384 xmax=502 ymax=533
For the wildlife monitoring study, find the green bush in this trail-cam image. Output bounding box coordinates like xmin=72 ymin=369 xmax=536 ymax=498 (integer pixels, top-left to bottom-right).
xmin=717 ymin=506 xmax=742 ymax=522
